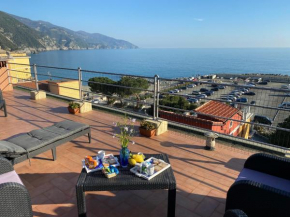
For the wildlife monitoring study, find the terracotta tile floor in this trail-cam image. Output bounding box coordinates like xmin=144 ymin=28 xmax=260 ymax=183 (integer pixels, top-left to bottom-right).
xmin=0 ymin=89 xmax=257 ymax=217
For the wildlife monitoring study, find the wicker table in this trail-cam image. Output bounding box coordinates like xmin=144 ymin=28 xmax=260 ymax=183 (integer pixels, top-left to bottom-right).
xmin=76 ymin=153 xmax=176 ymax=217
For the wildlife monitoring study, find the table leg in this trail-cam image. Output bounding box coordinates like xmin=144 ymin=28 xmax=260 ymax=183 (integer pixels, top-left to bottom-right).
xmin=76 ymin=187 xmax=86 ymax=217
xmin=168 ymin=188 xmax=176 ymax=217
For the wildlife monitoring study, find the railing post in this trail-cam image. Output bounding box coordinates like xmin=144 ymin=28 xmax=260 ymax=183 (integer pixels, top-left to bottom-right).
xmin=78 ymin=67 xmax=83 ymax=101
xmin=33 ymin=64 xmax=39 ymax=91
xmin=153 ymin=75 xmax=158 ymax=120
xmin=156 ymin=75 xmax=160 ymax=119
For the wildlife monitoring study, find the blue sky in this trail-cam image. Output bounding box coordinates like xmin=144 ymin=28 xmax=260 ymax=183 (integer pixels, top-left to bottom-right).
xmin=1 ymin=0 xmax=290 ymax=48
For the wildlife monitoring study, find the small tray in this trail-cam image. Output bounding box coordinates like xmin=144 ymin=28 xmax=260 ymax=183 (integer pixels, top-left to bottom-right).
xmin=82 ymin=154 xmax=120 ymax=173
xmin=130 ymin=157 xmax=171 ymax=180
xmin=103 ymin=171 xmax=117 ymax=178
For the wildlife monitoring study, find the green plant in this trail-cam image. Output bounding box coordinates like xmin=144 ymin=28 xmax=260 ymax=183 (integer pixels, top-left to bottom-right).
xmin=140 ymin=120 xmax=156 ymax=131
xmin=68 ymin=102 xmax=80 ymax=109
xmin=113 ymin=116 xmax=135 ymax=148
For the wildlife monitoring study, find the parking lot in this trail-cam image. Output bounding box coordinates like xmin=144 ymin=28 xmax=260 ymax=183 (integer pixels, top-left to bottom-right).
xmin=167 ymin=79 xmax=290 ymax=127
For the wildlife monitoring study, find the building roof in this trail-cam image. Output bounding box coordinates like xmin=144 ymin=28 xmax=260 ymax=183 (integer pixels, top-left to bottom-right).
xmin=195 ymin=100 xmax=240 ymax=121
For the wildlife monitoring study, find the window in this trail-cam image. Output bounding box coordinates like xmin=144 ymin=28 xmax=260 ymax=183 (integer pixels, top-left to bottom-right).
xmin=229 ymin=121 xmax=233 ymax=129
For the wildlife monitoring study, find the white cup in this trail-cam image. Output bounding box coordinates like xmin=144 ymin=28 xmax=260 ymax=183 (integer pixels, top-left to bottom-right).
xmin=147 ymin=165 xmax=155 ymax=176
xmin=97 ymin=150 xmax=105 ymax=160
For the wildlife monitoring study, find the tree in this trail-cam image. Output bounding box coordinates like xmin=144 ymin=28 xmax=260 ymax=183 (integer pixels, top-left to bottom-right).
xmin=270 ymin=115 xmax=290 ymax=148
xmin=159 ymin=95 xmax=198 ymax=112
xmin=88 ymin=76 xmax=149 ymax=106
xmin=88 ymin=77 xmax=117 ymax=103
xmin=116 ymin=76 xmax=149 ymax=106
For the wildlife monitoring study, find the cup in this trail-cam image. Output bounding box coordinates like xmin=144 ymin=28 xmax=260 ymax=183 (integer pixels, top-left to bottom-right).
xmin=147 ymin=165 xmax=155 ymax=176
xmin=97 ymin=150 xmax=105 ymax=160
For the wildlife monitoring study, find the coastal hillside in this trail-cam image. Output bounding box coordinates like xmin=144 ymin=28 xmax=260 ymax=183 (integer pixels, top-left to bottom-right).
xmin=0 ymin=11 xmax=138 ymax=52
xmin=0 ymin=11 xmax=45 ymax=51
xmin=11 ymin=13 xmax=138 ymax=51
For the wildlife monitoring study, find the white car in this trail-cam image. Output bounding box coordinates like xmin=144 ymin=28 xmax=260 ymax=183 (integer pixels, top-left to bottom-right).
xmin=281 ymin=84 xmax=290 ymax=89
xmin=278 ymin=102 xmax=290 ymax=109
xmin=92 ymin=99 xmax=100 ymax=104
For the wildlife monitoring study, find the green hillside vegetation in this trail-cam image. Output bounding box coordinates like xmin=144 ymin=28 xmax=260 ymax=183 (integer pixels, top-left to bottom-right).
xmin=0 ymin=11 xmax=44 ymax=51
xmin=10 ymin=13 xmax=138 ymax=50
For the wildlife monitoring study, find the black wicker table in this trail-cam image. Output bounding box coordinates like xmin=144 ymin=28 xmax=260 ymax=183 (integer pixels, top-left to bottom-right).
xmin=76 ymin=153 xmax=176 ymax=217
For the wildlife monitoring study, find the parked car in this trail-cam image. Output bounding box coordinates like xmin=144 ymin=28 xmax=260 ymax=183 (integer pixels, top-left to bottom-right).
xmin=211 ymin=87 xmax=219 ymax=91
xmin=192 ymin=91 xmax=201 ymax=95
xmin=211 ymin=84 xmax=218 ymax=87
xmin=200 ymin=88 xmax=209 ymax=92
xmin=278 ymin=102 xmax=290 ymax=109
xmin=92 ymin=99 xmax=100 ymax=104
xmin=228 ymin=94 xmax=240 ymax=99
xmin=236 ymin=98 xmax=248 ymax=103
xmin=253 ymin=115 xmax=273 ymax=125
xmin=205 ymin=91 xmax=213 ymax=96
xmin=244 ymin=92 xmax=256 ymax=96
xmin=188 ymin=98 xmax=199 ymax=103
xmin=221 ymin=96 xmax=235 ymax=101
xmin=281 ymin=84 xmax=290 ymax=89
xmin=227 ymin=96 xmax=237 ymax=101
xmin=181 ymin=86 xmax=187 ymax=90
xmin=250 ymin=101 xmax=256 ymax=105
xmin=258 ymin=81 xmax=268 ymax=85
xmin=197 ymin=94 xmax=207 ymax=99
xmin=218 ymin=85 xmax=226 ymax=89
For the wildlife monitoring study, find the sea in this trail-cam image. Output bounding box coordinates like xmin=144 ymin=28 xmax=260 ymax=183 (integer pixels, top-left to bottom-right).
xmin=30 ymin=48 xmax=290 ymax=81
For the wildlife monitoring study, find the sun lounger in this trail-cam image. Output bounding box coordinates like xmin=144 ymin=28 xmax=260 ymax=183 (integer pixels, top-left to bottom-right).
xmin=0 ymin=120 xmax=91 ymax=165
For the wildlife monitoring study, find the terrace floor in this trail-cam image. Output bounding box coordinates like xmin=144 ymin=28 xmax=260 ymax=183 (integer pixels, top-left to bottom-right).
xmin=0 ymin=89 xmax=257 ymax=217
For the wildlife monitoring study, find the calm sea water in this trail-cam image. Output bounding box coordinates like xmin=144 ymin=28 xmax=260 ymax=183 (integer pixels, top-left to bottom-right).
xmin=30 ymin=48 xmax=290 ymax=80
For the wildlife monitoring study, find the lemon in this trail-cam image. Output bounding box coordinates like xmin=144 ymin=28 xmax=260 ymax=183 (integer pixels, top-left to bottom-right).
xmin=128 ymin=158 xmax=137 ymax=166
xmin=134 ymin=155 xmax=144 ymax=163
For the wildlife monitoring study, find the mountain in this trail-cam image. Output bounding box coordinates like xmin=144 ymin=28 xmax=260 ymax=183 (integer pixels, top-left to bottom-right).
xmin=0 ymin=11 xmax=45 ymax=51
xmin=11 ymin=13 xmax=138 ymax=50
xmin=0 ymin=11 xmax=138 ymax=52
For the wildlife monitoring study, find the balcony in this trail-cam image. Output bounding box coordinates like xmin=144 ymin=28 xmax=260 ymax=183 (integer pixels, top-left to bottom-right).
xmin=0 ymin=89 xmax=256 ymax=217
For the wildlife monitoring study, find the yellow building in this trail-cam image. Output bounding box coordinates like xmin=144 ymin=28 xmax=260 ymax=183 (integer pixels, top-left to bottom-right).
xmin=0 ymin=53 xmax=31 ymax=84
xmin=48 ymin=80 xmax=80 ymax=99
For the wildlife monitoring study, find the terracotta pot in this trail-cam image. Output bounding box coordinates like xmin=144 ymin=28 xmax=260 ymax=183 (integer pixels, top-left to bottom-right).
xmin=139 ymin=127 xmax=156 ymax=138
xmin=68 ymin=106 xmax=80 ymax=114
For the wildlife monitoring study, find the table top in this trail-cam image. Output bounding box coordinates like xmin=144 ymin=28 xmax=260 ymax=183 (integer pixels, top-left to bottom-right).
xmin=76 ymin=153 xmax=176 ymax=191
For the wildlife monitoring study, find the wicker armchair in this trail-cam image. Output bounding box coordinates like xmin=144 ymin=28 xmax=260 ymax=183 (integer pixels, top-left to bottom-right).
xmin=0 ymin=157 xmax=32 ymax=217
xmin=0 ymin=90 xmax=7 ymax=117
xmin=226 ymin=153 xmax=290 ymax=217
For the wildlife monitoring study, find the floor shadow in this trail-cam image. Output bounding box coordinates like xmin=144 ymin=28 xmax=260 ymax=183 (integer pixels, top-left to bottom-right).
xmin=49 ymin=106 xmax=71 ymax=114
xmin=13 ymin=95 xmax=31 ymax=100
xmin=160 ymin=141 xmax=205 ymax=150
xmin=224 ymin=158 xmax=246 ymax=172
xmin=18 ymin=172 xmax=226 ymax=217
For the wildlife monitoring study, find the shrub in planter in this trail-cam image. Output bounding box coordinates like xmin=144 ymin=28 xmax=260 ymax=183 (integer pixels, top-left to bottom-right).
xmin=68 ymin=102 xmax=80 ymax=114
xmin=139 ymin=120 xmax=156 ymax=137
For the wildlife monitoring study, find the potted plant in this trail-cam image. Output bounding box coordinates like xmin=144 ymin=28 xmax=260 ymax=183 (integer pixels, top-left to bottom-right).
xmin=68 ymin=101 xmax=80 ymax=114
xmin=139 ymin=120 xmax=156 ymax=137
xmin=112 ymin=116 xmax=136 ymax=167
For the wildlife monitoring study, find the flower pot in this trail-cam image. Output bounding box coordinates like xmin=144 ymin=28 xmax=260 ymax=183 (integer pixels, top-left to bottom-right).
xmin=139 ymin=127 xmax=156 ymax=138
xmin=68 ymin=107 xmax=80 ymax=114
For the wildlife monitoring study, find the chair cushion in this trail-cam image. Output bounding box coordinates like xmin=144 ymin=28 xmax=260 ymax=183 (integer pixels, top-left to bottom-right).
xmin=8 ymin=130 xmax=60 ymax=152
xmin=0 ymin=141 xmax=27 ymax=157
xmin=53 ymin=120 xmax=89 ymax=134
xmin=0 ymin=170 xmax=23 ymax=185
xmin=236 ymin=168 xmax=290 ymax=193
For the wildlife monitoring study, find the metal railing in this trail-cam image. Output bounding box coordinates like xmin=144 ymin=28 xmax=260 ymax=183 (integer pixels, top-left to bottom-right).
xmin=7 ymin=62 xmax=290 ymax=155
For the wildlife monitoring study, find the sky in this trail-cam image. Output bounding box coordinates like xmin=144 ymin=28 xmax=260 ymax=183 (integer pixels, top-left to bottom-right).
xmin=1 ymin=0 xmax=290 ymax=48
